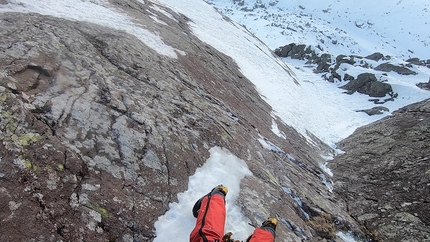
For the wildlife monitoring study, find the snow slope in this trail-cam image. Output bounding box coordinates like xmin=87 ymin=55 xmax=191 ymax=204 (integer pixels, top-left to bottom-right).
xmin=150 ymin=0 xmax=430 ymax=147
xmin=203 ymin=0 xmax=430 ymax=144
xmin=206 ymin=0 xmax=430 ymax=59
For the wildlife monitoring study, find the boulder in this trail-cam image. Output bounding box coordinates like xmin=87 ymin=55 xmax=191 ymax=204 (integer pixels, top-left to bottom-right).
xmin=406 ymin=57 xmax=425 ymax=66
xmin=335 ymin=54 xmax=355 ymax=67
xmin=356 ymin=106 xmax=389 ymax=115
xmin=416 ymin=78 xmax=430 ymax=90
xmin=327 ymin=71 xmax=342 ymax=83
xmin=274 ymin=45 xmax=291 ymax=57
xmin=365 ymin=52 xmax=384 ymax=61
xmin=340 ymin=73 xmax=393 ymax=97
xmin=274 ymin=43 xmax=308 ymax=59
xmin=314 ymin=61 xmax=330 ymax=73
xmin=374 ymin=62 xmax=417 ymax=75
xmin=343 ymin=73 xmax=355 ymax=81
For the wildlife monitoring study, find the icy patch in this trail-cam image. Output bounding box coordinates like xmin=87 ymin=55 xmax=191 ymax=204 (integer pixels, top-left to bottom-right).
xmin=319 ymin=173 xmax=333 ymax=193
xmin=282 ymin=186 xmax=310 ymax=220
xmin=258 ymin=138 xmax=285 ymax=153
xmin=0 ymin=0 xmax=178 ymax=58
xmin=150 ymin=4 xmax=178 ymax=22
xmin=271 ymin=118 xmax=286 ymax=139
xmin=319 ymin=162 xmax=333 ymax=177
xmin=337 ymin=231 xmax=357 ymax=242
xmin=149 ymin=13 xmax=168 ymax=26
xmin=153 ymin=147 xmax=253 ymax=242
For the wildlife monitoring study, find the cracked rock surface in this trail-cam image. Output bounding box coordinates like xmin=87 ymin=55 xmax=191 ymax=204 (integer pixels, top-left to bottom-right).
xmin=0 ymin=8 xmax=342 ymax=242
xmin=330 ymin=99 xmax=430 ymax=241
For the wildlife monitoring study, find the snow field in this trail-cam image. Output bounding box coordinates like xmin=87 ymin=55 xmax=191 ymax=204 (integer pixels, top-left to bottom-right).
xmin=207 ymin=0 xmax=430 ymax=59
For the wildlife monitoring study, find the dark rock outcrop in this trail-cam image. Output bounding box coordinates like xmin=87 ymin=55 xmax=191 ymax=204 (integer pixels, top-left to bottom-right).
xmin=314 ymin=53 xmax=332 ymax=73
xmin=357 ymin=106 xmax=390 ymax=116
xmin=365 ymin=52 xmax=390 ymax=62
xmin=330 ymin=99 xmax=430 ymax=241
xmin=417 ymin=78 xmax=430 ymax=90
xmin=374 ymin=62 xmax=417 ymax=75
xmin=406 ymin=57 xmax=426 ymax=66
xmin=340 ymin=73 xmax=393 ymax=98
xmin=274 ymin=43 xmax=311 ymax=60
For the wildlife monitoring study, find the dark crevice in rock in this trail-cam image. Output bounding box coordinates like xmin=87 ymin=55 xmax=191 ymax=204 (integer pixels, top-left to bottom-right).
xmin=27 ymin=63 xmax=53 ymax=77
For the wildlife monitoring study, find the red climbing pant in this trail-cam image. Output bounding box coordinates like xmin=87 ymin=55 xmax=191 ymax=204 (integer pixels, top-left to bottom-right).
xmin=190 ymin=193 xmax=226 ymax=242
xmin=247 ymin=228 xmax=275 ymax=242
xmin=190 ymin=193 xmax=275 ymax=242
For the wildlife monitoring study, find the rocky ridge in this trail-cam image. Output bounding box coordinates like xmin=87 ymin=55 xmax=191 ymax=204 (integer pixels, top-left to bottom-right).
xmin=329 ymin=99 xmax=430 ymax=241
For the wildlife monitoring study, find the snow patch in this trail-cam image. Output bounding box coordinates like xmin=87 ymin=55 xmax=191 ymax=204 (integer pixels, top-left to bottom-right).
xmin=153 ymin=147 xmax=253 ymax=241
xmin=0 ymin=0 xmax=178 ymax=58
xmin=258 ymin=138 xmax=285 ymax=153
xmin=337 ymin=231 xmax=358 ymax=242
xmin=271 ymin=118 xmax=286 ymax=139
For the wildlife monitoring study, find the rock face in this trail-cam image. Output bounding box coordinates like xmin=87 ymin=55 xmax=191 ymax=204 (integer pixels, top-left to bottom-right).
xmin=0 ymin=1 xmax=366 ymax=241
xmin=330 ymin=99 xmax=430 ymax=241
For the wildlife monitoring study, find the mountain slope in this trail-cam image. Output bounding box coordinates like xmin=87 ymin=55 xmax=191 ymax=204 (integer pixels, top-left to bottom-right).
xmin=205 ymin=0 xmax=430 ymax=147
xmin=206 ymin=0 xmax=430 ymax=59
xmin=0 ymin=0 xmax=359 ymax=241
xmin=0 ymin=0 xmax=428 ymax=241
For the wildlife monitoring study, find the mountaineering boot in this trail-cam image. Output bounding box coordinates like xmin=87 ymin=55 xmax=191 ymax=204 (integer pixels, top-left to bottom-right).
xmin=192 ymin=184 xmax=228 ymax=218
xmin=261 ymin=217 xmax=278 ymax=231
xmin=211 ymin=184 xmax=228 ymax=196
xmin=245 ymin=217 xmax=278 ymax=242
xmin=222 ymin=232 xmax=240 ymax=242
